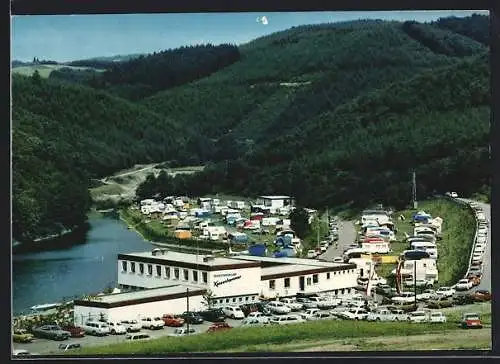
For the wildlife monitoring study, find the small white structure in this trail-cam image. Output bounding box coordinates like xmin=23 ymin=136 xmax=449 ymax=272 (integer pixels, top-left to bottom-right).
xmin=256 ymin=196 xmax=294 ymax=214
xmin=73 ymin=285 xmax=206 ymax=324
xmin=398 ymin=259 xmax=438 ymax=283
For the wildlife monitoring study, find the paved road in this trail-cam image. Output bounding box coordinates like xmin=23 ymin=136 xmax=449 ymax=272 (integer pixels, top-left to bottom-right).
xmin=320 ymin=220 xmax=358 ymax=261
xmin=458 ymin=199 xmax=491 ymax=292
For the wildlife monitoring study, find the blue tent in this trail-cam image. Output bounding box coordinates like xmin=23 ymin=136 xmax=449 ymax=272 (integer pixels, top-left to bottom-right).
xmin=248 ymin=244 xmax=267 ymax=256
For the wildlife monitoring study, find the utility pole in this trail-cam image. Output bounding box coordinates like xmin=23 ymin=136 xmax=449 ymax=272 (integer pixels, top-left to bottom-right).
xmin=186 ymin=288 xmax=190 ymax=334
xmin=412 ymin=170 xmax=418 ymax=209
xmin=413 ymin=262 xmax=417 ymax=311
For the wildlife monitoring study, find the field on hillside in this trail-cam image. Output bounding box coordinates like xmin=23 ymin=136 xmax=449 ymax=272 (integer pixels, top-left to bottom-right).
xmin=12 ymin=64 xmax=103 ymax=78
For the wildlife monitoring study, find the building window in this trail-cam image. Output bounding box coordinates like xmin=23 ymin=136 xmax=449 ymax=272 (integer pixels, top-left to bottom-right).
xmin=306 ymin=278 xmax=312 ymax=286
xmin=147 ymin=264 xmax=153 ymax=275
xmin=251 ymin=296 xmax=255 ymax=301
xmin=183 ymin=269 xmax=189 ymax=281
xmin=326 ymin=273 xmax=331 ymax=280
xmin=156 ymin=265 xmax=161 ymax=277
xmin=174 ymin=268 xmax=180 ymax=280
xmin=313 ymin=274 xmax=319 ymax=284
xmin=139 ymin=263 xmax=144 ymax=275
xmin=225 ymin=299 xmax=229 ymax=303
xmin=131 ymin=262 xmax=136 ymax=273
xmin=193 ymin=271 xmax=198 ymax=282
xmin=165 ymin=266 xmax=170 ymax=279
xmin=245 ymin=297 xmax=249 ymax=301
xmin=284 ymin=278 xmax=290 ymax=288
xmin=121 ymin=261 xmax=127 ymax=272
xmin=202 ymin=272 xmax=208 ymax=284
xmin=232 ymin=298 xmax=236 ymax=303
xmin=269 ymin=280 xmax=276 ymax=290
xmin=239 ymin=297 xmax=243 ymax=302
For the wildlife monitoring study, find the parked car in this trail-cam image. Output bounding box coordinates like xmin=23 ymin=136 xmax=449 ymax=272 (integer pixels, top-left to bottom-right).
xmin=222 ymin=306 xmax=245 ymax=319
xmin=269 ymin=315 xmax=305 ymax=325
xmin=58 ymin=343 xmax=82 ymax=352
xmin=426 ymin=296 xmax=453 ymax=309
xmin=60 ymin=325 xmax=85 ymax=338
xmin=181 ymin=311 xmax=204 ymax=324
xmin=162 ymin=314 xmax=185 ymax=327
xmin=246 ymin=311 xmax=270 ymax=324
xmin=80 ymin=321 xmax=110 ymax=336
xmin=119 ymin=319 xmax=142 ymax=333
xmin=429 ymin=312 xmax=447 ymax=323
xmin=168 ymin=328 xmax=198 ymax=337
xmin=375 ymin=284 xmax=394 ymax=296
xmin=31 ymin=325 xmax=71 ymax=341
xmin=280 ymin=298 xmax=303 ymax=311
xmin=300 ymin=308 xmax=321 ymax=321
xmin=296 ymin=297 xmax=317 ymax=309
xmin=391 ymin=292 xmax=416 ymax=304
xmin=416 ymin=289 xmax=436 ymax=301
xmin=106 ymin=321 xmax=127 ymax=335
xmin=140 ymin=317 xmax=165 ymax=330
xmin=13 ymin=329 xmax=34 ymax=343
xmin=12 ymin=349 xmax=38 ymax=357
xmin=241 ymin=318 xmax=267 ymax=327
xmin=404 ymin=278 xmax=433 ymax=288
xmin=306 ymin=250 xmax=318 ymax=258
xmin=454 ymin=279 xmax=474 ymax=291
xmin=408 ymin=311 xmax=429 ymax=323
xmin=266 ymin=301 xmax=292 ymax=314
xmin=125 ymin=333 xmax=151 ymax=341
xmin=461 ymin=313 xmax=483 ymax=329
xmin=367 ymin=308 xmax=408 ymax=322
xmin=239 ymin=303 xmax=260 ymax=317
xmin=317 ymin=297 xmax=342 ymax=309
xmin=435 ymin=286 xmax=456 ymax=298
xmin=339 ymin=308 xmax=369 ymax=320
xmin=472 ymin=290 xmax=491 ymax=302
xmin=206 ymin=322 xmax=232 ymax=333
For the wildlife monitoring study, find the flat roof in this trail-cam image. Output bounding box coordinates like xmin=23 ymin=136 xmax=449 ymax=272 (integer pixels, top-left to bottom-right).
xmin=118 ymin=250 xmax=261 ymax=271
xmin=232 ymin=255 xmax=350 ymax=268
xmin=258 ymin=195 xmax=292 ymax=200
xmin=261 ymin=264 xmax=323 ymax=276
xmin=74 ymin=284 xmax=206 ymax=309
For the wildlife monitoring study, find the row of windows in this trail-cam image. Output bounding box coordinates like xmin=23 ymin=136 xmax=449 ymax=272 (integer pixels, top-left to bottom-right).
xmin=213 ymin=296 xmax=258 ymax=305
xmin=121 ymin=261 xmax=208 ymax=284
xmin=268 ymin=270 xmax=354 ymax=290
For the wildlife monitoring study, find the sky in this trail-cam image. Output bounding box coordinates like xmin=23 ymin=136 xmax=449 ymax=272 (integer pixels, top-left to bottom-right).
xmin=11 ymin=10 xmax=489 ymax=63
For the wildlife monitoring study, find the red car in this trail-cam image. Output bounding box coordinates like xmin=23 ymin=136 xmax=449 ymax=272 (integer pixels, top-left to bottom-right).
xmin=162 ymin=314 xmax=184 ymax=327
xmin=461 ymin=313 xmax=483 ymax=329
xmin=60 ymin=325 xmax=85 ymax=338
xmin=472 ymin=290 xmax=491 ymax=302
xmin=206 ymin=322 xmax=232 ymax=333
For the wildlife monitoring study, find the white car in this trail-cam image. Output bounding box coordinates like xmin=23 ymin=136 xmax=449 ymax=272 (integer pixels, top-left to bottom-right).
xmin=267 ymin=301 xmax=292 ymax=314
xmin=339 ymin=308 xmax=368 ymax=320
xmin=416 ymin=289 xmax=436 ymax=301
xmin=317 ymin=297 xmax=342 ymax=309
xmin=454 ymin=279 xmax=474 ymax=291
xmin=300 ymin=308 xmax=321 ymax=320
xmin=450 ymin=192 xmax=458 ymax=198
xmin=81 ymin=321 xmax=110 ymax=336
xmin=366 ymin=308 xmax=395 ymax=322
xmin=391 ymin=292 xmax=416 ymax=304
xmin=409 ymin=311 xmax=429 ymax=323
xmin=280 ymin=298 xmax=303 ymax=311
xmin=140 ymin=317 xmax=165 ymax=330
xmin=429 ymin=312 xmax=447 ymax=323
xmin=435 ymin=287 xmax=456 ymax=298
xmin=296 ymin=297 xmax=317 ymax=309
xmin=119 ymin=319 xmax=142 ymax=333
xmin=241 ymin=318 xmax=266 ymax=327
xmin=269 ymin=315 xmax=304 ymax=325
xmin=222 ymin=306 xmax=245 ymax=319
xmin=246 ymin=312 xmax=269 ymax=324
xmin=106 ymin=321 xmax=127 ymax=335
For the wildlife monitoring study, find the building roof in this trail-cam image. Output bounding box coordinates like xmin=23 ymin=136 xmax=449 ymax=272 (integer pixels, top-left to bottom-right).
xmin=260 ymin=263 xmax=357 ymax=280
xmin=74 ymin=284 xmax=206 ymax=308
xmin=118 ymin=250 xmax=261 ymax=271
xmin=258 ymin=195 xmax=292 ymax=200
xmin=232 ymin=255 xmax=351 ymax=268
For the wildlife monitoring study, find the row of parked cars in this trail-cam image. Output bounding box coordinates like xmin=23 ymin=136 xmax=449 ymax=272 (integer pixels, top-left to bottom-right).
xmin=465 ymin=201 xmax=488 ymax=284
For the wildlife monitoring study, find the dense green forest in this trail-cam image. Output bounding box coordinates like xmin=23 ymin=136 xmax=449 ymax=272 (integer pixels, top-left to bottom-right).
xmin=12 ymin=15 xmax=490 ymax=243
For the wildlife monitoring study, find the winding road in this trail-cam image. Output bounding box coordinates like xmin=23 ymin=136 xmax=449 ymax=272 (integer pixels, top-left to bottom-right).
xmin=319 ymin=220 xmax=357 ymax=261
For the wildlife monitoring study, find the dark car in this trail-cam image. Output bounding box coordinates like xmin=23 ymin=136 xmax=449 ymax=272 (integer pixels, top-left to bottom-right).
xmin=254 ymin=302 xmax=273 ymax=316
xmin=58 ymin=343 xmax=82 ymax=352
xmin=240 ymin=303 xmax=260 ymax=317
xmin=472 ymin=290 xmax=491 ymax=302
xmin=198 ymin=309 xmax=226 ymax=323
xmin=181 ymin=311 xmax=204 ymax=324
xmin=452 ymin=294 xmax=475 ymax=306
xmin=60 ymin=325 xmax=85 ymax=338
xmin=31 ymin=325 xmax=71 ymax=341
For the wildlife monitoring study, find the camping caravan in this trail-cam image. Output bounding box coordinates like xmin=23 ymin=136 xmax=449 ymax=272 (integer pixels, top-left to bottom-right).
xmin=410 ymin=241 xmax=438 ymax=259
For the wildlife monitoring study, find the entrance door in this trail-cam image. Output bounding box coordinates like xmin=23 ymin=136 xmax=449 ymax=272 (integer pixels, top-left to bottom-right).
xmin=299 ymin=276 xmax=305 ymax=291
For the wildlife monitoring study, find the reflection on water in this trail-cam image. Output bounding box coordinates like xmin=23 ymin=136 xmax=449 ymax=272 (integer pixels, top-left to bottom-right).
xmin=12 ymin=214 xmax=152 ymax=315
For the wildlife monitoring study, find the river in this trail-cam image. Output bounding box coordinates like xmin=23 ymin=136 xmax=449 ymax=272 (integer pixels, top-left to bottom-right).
xmin=12 ymin=213 xmax=153 ymax=316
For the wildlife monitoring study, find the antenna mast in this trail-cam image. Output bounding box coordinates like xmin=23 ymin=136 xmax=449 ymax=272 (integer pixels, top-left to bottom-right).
xmin=412 ymin=170 xmax=418 ymax=209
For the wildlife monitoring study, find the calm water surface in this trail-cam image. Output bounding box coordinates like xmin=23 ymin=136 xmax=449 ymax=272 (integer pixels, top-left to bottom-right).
xmin=12 ymin=214 xmax=152 ymax=315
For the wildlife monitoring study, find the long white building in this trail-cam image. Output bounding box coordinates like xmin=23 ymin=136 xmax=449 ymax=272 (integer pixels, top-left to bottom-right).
xmin=73 ymin=249 xmax=358 ymax=323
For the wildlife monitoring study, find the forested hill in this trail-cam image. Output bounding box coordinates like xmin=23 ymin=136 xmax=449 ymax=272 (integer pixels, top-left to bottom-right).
xmin=13 ymin=15 xmax=490 ymax=243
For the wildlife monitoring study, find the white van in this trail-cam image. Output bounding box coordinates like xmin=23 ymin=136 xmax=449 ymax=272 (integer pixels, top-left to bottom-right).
xmin=410 ymin=241 xmax=438 ymax=259
xmin=106 ymin=321 xmax=127 ymax=335
xmin=81 ymin=321 xmax=110 ymax=336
